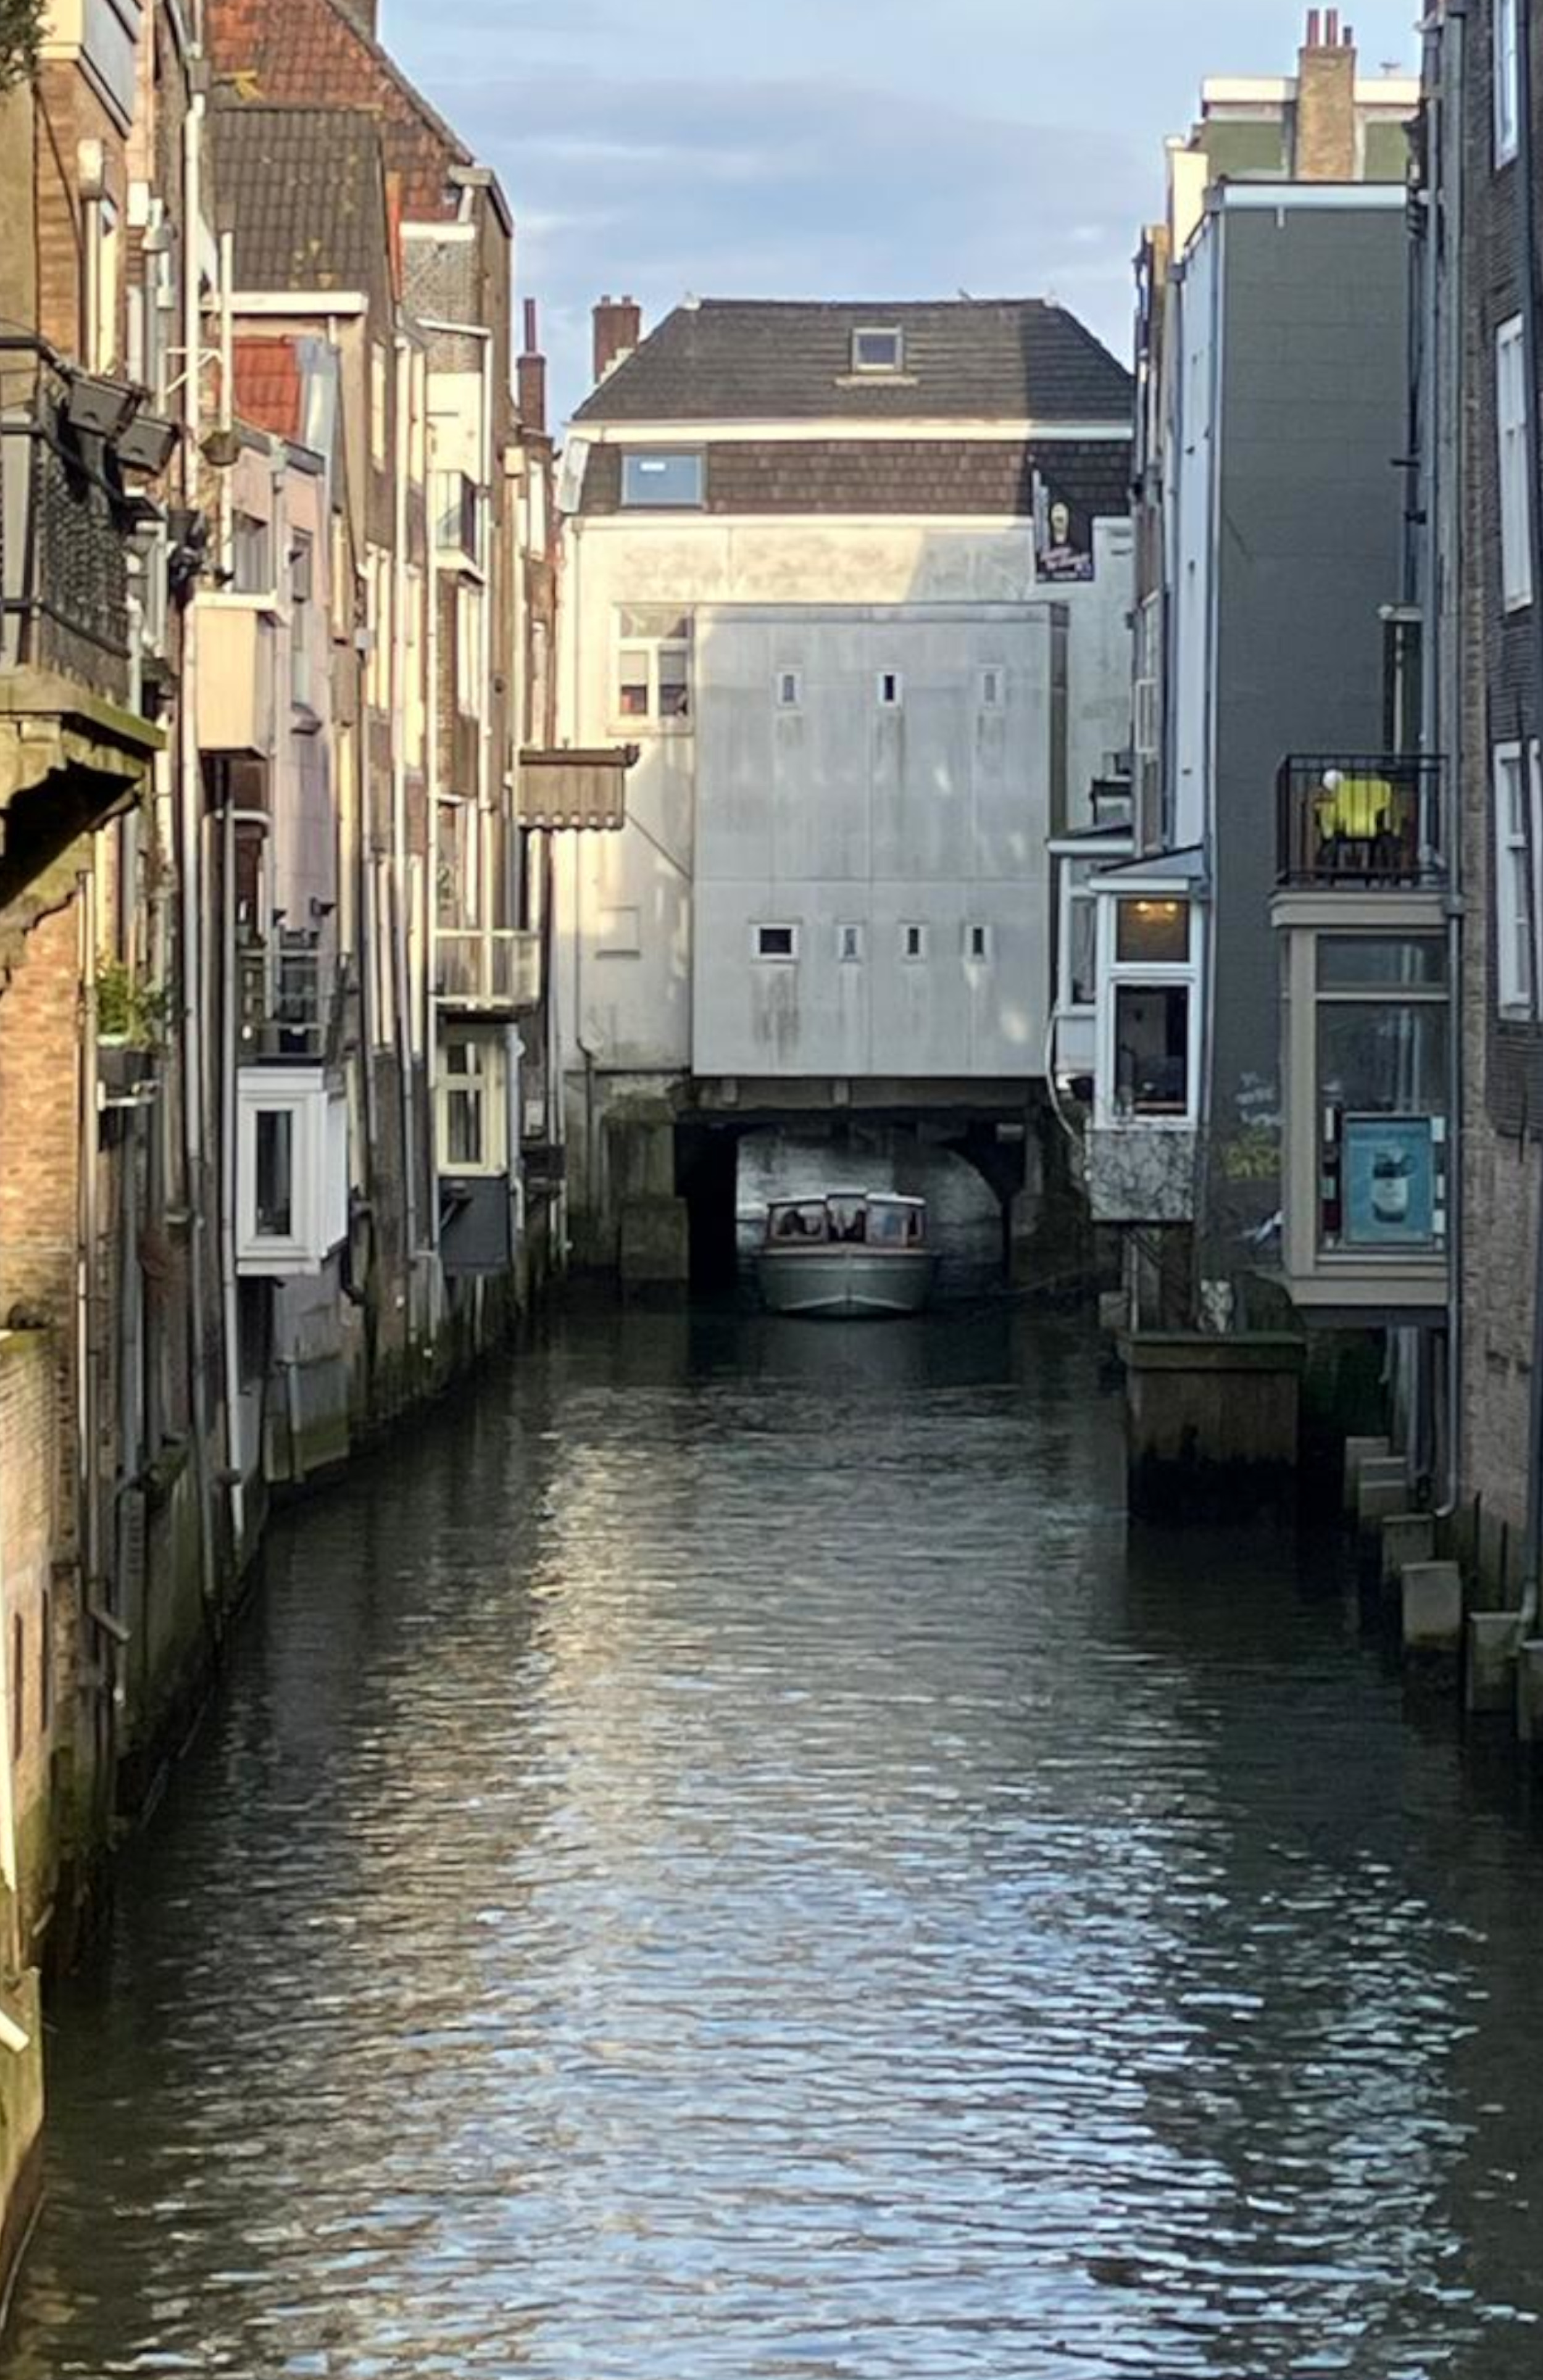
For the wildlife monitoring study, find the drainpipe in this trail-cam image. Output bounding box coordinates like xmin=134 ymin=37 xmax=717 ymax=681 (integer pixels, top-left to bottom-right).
xmin=1519 ymin=0 xmax=1543 ymax=1627
xmin=180 ymin=68 xmax=218 ymax=1621
xmin=1431 ymin=0 xmax=1469 ymax=1521
xmin=391 ymin=335 xmax=421 ymax=1310
xmin=77 ymin=870 xmax=101 ymax=1618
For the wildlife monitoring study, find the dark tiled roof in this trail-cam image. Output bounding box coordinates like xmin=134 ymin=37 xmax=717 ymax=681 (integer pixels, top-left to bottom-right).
xmin=214 ymin=104 xmax=388 ymax=294
xmin=209 ymin=0 xmax=473 ymax=220
xmin=573 ymin=299 xmax=1133 ymax=427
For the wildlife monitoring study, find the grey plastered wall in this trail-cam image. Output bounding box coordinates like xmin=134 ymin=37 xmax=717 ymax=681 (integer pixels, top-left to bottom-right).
xmin=1208 ymin=201 xmax=1410 ymax=1232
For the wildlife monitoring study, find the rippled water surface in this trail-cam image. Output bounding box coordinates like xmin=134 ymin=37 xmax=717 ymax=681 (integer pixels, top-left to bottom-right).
xmin=8 ymin=1304 xmax=1543 ymax=2377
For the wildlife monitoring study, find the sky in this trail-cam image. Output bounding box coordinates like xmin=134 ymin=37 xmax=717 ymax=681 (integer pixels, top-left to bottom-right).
xmin=388 ymin=0 xmax=1423 ymax=423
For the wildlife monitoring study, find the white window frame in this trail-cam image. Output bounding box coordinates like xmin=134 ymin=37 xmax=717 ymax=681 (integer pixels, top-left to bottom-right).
xmin=754 ymin=922 xmax=799 ymax=963
xmin=837 ymin=922 xmax=864 ymax=963
xmin=965 ymin=923 xmax=992 ymax=963
xmin=370 ymin=341 xmax=388 ymax=470
xmin=456 ymin=580 xmax=483 ymax=719
xmin=615 ymin=609 xmax=692 ymax=730
xmin=877 ymin=669 xmax=904 ymax=710
xmin=979 ymin=666 xmax=1004 ymax=710
xmin=620 ymin=451 xmax=704 ymax=509
xmin=901 ymin=922 xmax=928 ymax=963
xmin=1093 ymin=888 xmax=1204 ymax=1132
xmin=236 ymin=1070 xmax=349 ymax=1276
xmin=775 ymin=665 xmax=804 ymax=711
xmin=1497 ymin=0 xmax=1520 ymax=167
xmin=436 ymin=1030 xmax=508 ymax=1178
xmin=1493 ymin=739 xmax=1540 ymax=1018
xmin=1497 ymin=314 xmax=1533 ymax=611
xmin=851 ymin=326 xmax=903 ymax=375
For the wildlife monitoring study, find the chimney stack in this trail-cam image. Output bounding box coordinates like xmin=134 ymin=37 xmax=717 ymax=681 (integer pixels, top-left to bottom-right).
xmin=1296 ymin=6 xmax=1358 ymax=179
xmin=593 ymin=294 xmax=643 ymax=386
xmin=518 ymin=298 xmax=547 ymax=436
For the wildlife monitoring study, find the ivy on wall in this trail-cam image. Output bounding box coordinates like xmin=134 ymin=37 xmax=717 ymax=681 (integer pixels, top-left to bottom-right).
xmin=0 ymin=0 xmax=44 ymax=94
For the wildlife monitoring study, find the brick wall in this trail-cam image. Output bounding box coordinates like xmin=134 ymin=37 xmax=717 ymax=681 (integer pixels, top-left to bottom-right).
xmin=0 ymin=1329 xmax=64 ymax=1942
xmin=1458 ymin=0 xmax=1543 ymax=1551
xmin=579 ymin=438 xmax=1132 ymax=524
xmin=33 ymin=62 xmax=128 ymax=366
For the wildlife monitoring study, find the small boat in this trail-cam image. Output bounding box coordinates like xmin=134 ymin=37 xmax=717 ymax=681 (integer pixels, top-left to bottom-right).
xmin=757 ymin=1192 xmax=935 ymax=1319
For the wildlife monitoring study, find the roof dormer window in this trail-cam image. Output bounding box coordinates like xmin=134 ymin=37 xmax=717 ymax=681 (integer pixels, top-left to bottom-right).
xmin=851 ymin=326 xmax=904 ymax=375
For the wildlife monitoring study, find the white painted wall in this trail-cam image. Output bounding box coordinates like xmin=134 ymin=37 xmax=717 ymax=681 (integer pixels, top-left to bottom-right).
xmin=1168 ymin=220 xmax=1220 ymax=855
xmin=557 ymin=508 xmax=1133 ymax=1083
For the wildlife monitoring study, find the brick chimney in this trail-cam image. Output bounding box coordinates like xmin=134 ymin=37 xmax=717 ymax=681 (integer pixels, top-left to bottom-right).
xmin=1295 ymin=7 xmax=1358 ymax=181
xmin=593 ymin=294 xmax=643 ymax=386
xmin=518 ymin=299 xmax=548 ymax=435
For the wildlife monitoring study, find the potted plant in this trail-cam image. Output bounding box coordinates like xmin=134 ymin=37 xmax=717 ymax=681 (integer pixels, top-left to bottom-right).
xmin=96 ymin=957 xmax=170 ymax=1099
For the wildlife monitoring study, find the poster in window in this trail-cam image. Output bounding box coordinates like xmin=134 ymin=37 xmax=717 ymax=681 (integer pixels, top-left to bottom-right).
xmin=1342 ymin=1115 xmax=1440 ymax=1249
xmin=1033 ymin=473 xmax=1095 ymax=583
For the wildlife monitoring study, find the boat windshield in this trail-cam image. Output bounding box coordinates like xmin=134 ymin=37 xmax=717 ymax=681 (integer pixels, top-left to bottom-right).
xmin=867 ymin=1199 xmax=926 ymax=1248
xmin=768 ymin=1202 xmax=831 ymax=1244
xmin=827 ymin=1197 xmax=868 ymax=1244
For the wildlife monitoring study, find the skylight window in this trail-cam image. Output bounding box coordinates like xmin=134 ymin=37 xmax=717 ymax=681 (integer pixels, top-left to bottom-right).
xmin=852 ymin=327 xmax=904 ymax=375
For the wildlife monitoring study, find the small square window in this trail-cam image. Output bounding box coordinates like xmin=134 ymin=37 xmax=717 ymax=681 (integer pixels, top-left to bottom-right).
xmin=967 ymin=924 xmax=991 ymax=962
xmin=852 ymin=327 xmax=903 ymax=374
xmin=756 ymin=923 xmax=799 ymax=961
xmin=776 ymin=667 xmax=803 ymax=710
xmin=838 ymin=923 xmax=864 ymax=963
xmin=902 ymin=924 xmax=927 ymax=962
xmin=878 ymin=670 xmax=904 ymax=709
xmin=979 ymin=667 xmax=1004 ymax=709
xmin=598 ymin=905 xmax=641 ymax=957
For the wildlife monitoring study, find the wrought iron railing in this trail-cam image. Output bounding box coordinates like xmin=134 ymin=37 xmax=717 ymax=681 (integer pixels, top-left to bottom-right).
xmin=0 ymin=341 xmax=134 ymax=705
xmin=1277 ymin=754 xmax=1445 ymax=889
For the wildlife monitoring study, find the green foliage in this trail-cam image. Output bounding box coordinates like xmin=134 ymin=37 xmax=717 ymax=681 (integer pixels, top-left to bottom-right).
xmin=0 ymin=0 xmax=46 ymax=96
xmin=95 ymin=957 xmax=172 ymax=1048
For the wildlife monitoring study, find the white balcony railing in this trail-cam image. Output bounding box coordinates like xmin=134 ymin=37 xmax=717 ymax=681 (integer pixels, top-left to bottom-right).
xmin=435 ymin=928 xmax=541 ymax=1015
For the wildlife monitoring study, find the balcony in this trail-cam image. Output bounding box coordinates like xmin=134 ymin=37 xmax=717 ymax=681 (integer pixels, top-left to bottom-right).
xmin=518 ymin=746 xmax=636 ymax=831
xmin=435 ymin=928 xmax=541 ymax=1016
xmin=1277 ymin=754 xmax=1445 ymax=890
xmin=238 ymin=935 xmax=348 ymax=1065
xmin=0 ymin=341 xmax=162 ymax=897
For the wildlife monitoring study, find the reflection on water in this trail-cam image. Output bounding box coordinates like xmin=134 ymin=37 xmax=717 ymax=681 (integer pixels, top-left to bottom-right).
xmin=6 ymin=1305 xmax=1543 ymax=2377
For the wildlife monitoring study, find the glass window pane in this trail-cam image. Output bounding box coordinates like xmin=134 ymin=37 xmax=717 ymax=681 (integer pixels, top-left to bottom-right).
xmin=622 ymin=453 xmax=703 ymax=507
xmin=447 ymin=1088 xmax=483 ymax=1169
xmin=620 ymin=608 xmax=690 ymax=639
xmin=1068 ymin=892 xmax=1097 ymax=1006
xmin=1115 ymin=986 xmax=1189 ymax=1115
xmin=618 ymin=650 xmax=650 ymax=717
xmin=1317 ymin=1000 xmax=1449 ymax=1115
xmin=658 ymin=647 xmax=691 ymax=718
xmin=255 ymin=1110 xmax=294 ymax=1237
xmin=1317 ymin=936 xmax=1447 ymax=991
xmin=1116 ymin=899 xmax=1189 ymax=965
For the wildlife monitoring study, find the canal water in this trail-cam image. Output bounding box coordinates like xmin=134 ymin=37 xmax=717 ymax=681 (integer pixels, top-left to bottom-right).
xmin=6 ymin=1303 xmax=1543 ymax=2378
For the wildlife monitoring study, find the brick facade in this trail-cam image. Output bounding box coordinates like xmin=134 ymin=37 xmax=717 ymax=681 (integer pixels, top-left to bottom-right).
xmin=1458 ymin=0 xmax=1543 ymax=1549
xmin=578 ymin=437 xmax=1131 ymax=526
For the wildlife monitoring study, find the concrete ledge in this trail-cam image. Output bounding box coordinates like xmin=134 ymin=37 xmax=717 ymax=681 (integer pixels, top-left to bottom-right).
xmin=1381 ymin=1513 xmax=1436 ymax=1589
xmin=1344 ymin=1434 xmax=1392 ymax=1517
xmin=1358 ymin=1457 xmax=1410 ymax=1533
xmin=1402 ymin=1562 xmax=1463 ymax=1655
xmin=1122 ymin=1332 xmax=1306 ymax=1376
xmin=1468 ymin=1613 xmax=1523 ymax=1716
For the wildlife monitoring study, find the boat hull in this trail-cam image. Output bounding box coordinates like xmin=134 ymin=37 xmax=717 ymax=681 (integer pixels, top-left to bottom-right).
xmin=756 ymin=1247 xmax=935 ymax=1318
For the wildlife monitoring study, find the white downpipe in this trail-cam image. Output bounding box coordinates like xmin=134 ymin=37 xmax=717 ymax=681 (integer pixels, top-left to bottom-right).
xmin=217 ymin=803 xmax=246 ymax=1555
xmin=180 ymin=79 xmax=217 ymax=1615
xmin=77 ymin=872 xmax=101 ymax=1602
xmin=391 ymin=338 xmax=420 ymax=1306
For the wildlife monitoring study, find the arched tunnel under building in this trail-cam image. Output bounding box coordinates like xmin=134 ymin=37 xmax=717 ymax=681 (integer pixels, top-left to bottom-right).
xmin=675 ymin=1110 xmax=1055 ymax=1300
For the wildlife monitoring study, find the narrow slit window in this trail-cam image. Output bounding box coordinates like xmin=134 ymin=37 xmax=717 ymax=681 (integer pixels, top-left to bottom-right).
xmin=838 ymin=923 xmax=863 ymax=963
xmin=254 ymin=1110 xmax=295 ymax=1238
xmin=967 ymin=924 xmax=991 ymax=962
xmin=980 ymin=667 xmax=1004 ymax=710
xmin=776 ymin=667 xmax=803 ymax=710
xmin=902 ymin=923 xmax=927 ymax=962
xmin=878 ymin=670 xmax=903 ymax=709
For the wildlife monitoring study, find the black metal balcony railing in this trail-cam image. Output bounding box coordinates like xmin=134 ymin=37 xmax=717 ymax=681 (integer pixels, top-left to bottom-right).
xmin=1277 ymin=754 xmax=1445 ymax=889
xmin=1 ymin=344 xmax=133 ymax=706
